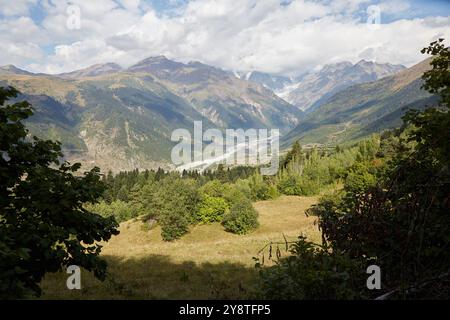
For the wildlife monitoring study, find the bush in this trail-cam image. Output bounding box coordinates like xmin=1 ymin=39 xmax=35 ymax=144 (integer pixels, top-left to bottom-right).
xmin=222 ymin=184 xmax=251 ymax=206
xmin=222 ymin=200 xmax=259 ymax=234
xmin=296 ymin=178 xmax=321 ymax=196
xmin=277 ymin=175 xmax=299 ymax=195
xmin=199 ymin=179 xmax=230 ymax=197
xmin=248 ymin=173 xmax=278 ymax=200
xmin=266 ymin=184 xmax=279 ymax=199
xmin=258 ymin=236 xmax=367 ymax=299
xmin=277 ymin=175 xmax=320 ymax=196
xmin=344 ymin=162 xmax=377 ymax=193
xmin=86 ymin=200 xmax=136 ymax=223
xmin=197 ymin=195 xmax=229 ymax=223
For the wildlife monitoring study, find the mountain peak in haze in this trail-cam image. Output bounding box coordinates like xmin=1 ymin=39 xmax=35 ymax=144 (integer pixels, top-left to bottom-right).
xmin=244 ymin=71 xmax=292 ymax=91
xmin=127 ymin=55 xmax=231 ymax=84
xmin=321 ymin=61 xmax=353 ymax=72
xmin=352 ymin=59 xmax=405 ymax=77
xmin=0 ymin=64 xmax=34 ymax=75
xmin=275 ymin=60 xmax=406 ymax=111
xmin=282 ymin=56 xmax=433 ymax=147
xmin=133 ymin=55 xmax=171 ymax=65
xmin=127 ymin=55 xmax=185 ymax=73
xmin=355 ymin=59 xmax=372 ymax=65
xmin=58 ymin=62 xmax=122 ymax=78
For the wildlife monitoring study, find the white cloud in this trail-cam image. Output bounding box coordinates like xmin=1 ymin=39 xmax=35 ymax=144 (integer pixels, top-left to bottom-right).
xmin=0 ymin=0 xmax=37 ymax=16
xmin=0 ymin=0 xmax=449 ymax=75
xmin=0 ymin=15 xmax=45 ymax=66
xmin=378 ymin=0 xmax=410 ymax=14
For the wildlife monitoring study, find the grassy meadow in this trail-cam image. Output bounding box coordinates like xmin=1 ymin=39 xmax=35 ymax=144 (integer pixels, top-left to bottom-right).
xmin=40 ymin=196 xmax=319 ymax=299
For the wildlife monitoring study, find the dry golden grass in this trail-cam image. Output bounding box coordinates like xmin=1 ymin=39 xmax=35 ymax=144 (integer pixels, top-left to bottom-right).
xmin=391 ymin=57 xmax=431 ymax=92
xmin=2 ymin=75 xmax=85 ymax=106
xmin=40 ymin=196 xmax=319 ymax=299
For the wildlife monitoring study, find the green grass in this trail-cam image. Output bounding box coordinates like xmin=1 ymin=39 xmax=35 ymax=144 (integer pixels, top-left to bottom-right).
xmin=39 ymin=196 xmax=320 ymax=299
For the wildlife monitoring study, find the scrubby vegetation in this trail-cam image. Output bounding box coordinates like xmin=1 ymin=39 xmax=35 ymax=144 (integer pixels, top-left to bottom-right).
xmin=258 ymin=39 xmax=450 ymax=300
xmin=222 ymin=200 xmax=259 ymax=235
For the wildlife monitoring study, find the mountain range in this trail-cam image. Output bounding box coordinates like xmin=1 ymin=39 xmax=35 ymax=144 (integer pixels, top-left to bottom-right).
xmin=282 ymin=57 xmax=435 ymax=148
xmin=245 ymin=60 xmax=406 ymax=112
xmin=0 ymin=57 xmax=301 ymax=172
xmin=0 ymin=55 xmax=434 ymax=172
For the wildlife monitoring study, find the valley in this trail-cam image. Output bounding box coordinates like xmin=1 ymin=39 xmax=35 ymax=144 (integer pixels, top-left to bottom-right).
xmin=1 ymin=0 xmax=449 ymax=303
xmin=0 ymin=55 xmax=433 ymax=172
xmin=0 ymin=57 xmax=301 ymax=172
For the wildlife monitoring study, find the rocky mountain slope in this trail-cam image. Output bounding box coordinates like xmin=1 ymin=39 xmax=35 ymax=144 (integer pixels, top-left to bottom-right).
xmin=282 ymin=57 xmax=436 ymax=148
xmin=246 ymin=60 xmax=405 ymax=112
xmin=127 ymin=56 xmax=301 ymax=129
xmin=0 ymin=57 xmax=302 ymax=172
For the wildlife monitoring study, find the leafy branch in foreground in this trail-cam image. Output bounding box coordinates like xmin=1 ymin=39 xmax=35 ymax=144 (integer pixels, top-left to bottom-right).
xmin=0 ymin=86 xmax=119 ymax=299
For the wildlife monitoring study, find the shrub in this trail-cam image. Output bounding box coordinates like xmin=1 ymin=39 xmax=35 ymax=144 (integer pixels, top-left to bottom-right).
xmin=222 ymin=200 xmax=259 ymax=234
xmin=197 ymin=195 xmax=229 ymax=223
xmin=258 ymin=237 xmax=367 ymax=299
xmin=344 ymin=162 xmax=377 ymax=193
xmin=296 ymin=178 xmax=321 ymax=196
xmin=277 ymin=175 xmax=299 ymax=195
xmin=228 ymin=179 xmax=252 ymax=200
xmin=86 ymin=200 xmax=136 ymax=223
xmin=222 ymin=184 xmax=251 ymax=206
xmin=248 ymin=173 xmax=278 ymax=200
xmin=199 ymin=179 xmax=230 ymax=197
xmin=267 ymin=184 xmax=279 ymax=199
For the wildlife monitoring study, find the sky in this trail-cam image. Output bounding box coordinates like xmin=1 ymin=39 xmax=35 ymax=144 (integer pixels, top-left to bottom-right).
xmin=0 ymin=0 xmax=449 ymax=76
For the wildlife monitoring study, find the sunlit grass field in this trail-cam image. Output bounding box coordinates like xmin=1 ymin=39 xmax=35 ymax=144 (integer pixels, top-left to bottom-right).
xmin=40 ymin=196 xmax=320 ymax=299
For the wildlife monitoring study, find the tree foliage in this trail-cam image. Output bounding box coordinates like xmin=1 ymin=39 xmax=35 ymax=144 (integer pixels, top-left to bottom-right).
xmin=259 ymin=39 xmax=450 ymax=299
xmin=222 ymin=199 xmax=259 ymax=235
xmin=197 ymin=195 xmax=229 ymax=224
xmin=0 ymin=87 xmax=119 ymax=299
xmin=154 ymin=176 xmax=200 ymax=241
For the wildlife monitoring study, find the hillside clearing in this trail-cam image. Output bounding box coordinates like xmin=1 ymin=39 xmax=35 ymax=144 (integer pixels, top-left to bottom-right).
xmin=40 ymin=196 xmax=319 ymax=299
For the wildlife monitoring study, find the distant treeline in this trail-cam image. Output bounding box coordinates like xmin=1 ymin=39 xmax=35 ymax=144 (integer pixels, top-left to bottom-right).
xmin=101 ymin=165 xmax=257 ymax=203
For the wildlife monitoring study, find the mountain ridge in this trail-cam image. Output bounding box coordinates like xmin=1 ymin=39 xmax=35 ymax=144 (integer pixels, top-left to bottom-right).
xmin=57 ymin=63 xmax=123 ymax=78
xmin=244 ymin=60 xmax=406 ymax=112
xmin=0 ymin=56 xmax=302 ymax=172
xmin=282 ymin=57 xmax=434 ymax=148
xmin=1 ymin=56 xmax=429 ymax=172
